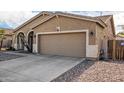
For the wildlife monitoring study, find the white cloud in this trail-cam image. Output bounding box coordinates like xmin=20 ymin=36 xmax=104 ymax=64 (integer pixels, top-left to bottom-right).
xmin=114 ymin=12 xmax=124 ymax=25
xmin=113 ymin=12 xmax=124 ymax=33
xmin=0 ymin=11 xmax=38 ymax=28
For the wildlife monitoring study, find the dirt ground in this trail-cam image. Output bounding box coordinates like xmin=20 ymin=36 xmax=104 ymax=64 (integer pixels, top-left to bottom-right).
xmin=73 ymin=61 xmax=124 ymax=82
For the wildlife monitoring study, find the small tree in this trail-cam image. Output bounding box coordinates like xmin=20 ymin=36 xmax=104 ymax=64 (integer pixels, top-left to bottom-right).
xmin=0 ymin=29 xmax=5 ymax=50
xmin=117 ymin=32 xmax=124 ymax=37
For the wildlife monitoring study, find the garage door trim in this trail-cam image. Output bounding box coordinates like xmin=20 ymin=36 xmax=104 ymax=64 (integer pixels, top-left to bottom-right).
xmin=36 ymin=29 xmax=89 ymax=57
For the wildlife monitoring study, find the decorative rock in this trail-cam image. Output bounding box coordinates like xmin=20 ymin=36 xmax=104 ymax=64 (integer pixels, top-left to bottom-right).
xmin=51 ymin=60 xmax=95 ymax=82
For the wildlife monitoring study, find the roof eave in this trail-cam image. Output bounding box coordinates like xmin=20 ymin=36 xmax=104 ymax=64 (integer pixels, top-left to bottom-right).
xmin=56 ymin=13 xmax=106 ymax=28
xmin=14 ymin=11 xmax=54 ymax=32
xmin=14 ymin=11 xmax=108 ymax=32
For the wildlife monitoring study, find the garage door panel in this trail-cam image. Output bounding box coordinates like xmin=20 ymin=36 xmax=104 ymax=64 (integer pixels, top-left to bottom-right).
xmin=38 ymin=32 xmax=86 ymax=57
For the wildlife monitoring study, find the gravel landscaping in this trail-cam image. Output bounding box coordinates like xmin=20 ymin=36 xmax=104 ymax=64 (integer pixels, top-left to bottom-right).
xmin=0 ymin=52 xmax=24 ymax=61
xmin=51 ymin=60 xmax=95 ymax=82
xmin=73 ymin=61 xmax=124 ymax=82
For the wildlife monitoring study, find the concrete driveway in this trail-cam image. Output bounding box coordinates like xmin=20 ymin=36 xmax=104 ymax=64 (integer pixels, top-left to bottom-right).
xmin=0 ymin=52 xmax=84 ymax=82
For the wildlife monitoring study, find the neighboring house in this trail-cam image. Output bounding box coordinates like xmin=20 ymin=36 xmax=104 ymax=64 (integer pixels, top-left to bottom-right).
xmin=116 ymin=32 xmax=124 ymax=40
xmin=1 ymin=28 xmax=13 ymax=48
xmin=12 ymin=11 xmax=115 ymax=59
xmin=116 ymin=36 xmax=124 ymax=40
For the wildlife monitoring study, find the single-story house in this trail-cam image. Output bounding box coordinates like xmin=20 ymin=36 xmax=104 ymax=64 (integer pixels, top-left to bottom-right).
xmin=0 ymin=28 xmax=13 ymax=48
xmin=12 ymin=11 xmax=115 ymax=59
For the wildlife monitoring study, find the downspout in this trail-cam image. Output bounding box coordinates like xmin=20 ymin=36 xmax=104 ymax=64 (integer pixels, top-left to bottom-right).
xmin=56 ymin=15 xmax=61 ymax=31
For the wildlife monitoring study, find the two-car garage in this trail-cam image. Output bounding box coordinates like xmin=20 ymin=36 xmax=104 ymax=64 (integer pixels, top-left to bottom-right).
xmin=37 ymin=31 xmax=86 ymax=57
xmin=14 ymin=12 xmax=109 ymax=59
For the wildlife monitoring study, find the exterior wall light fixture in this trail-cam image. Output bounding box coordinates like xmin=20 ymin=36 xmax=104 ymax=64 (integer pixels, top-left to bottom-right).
xmin=56 ymin=26 xmax=61 ymax=32
xmin=90 ymin=31 xmax=94 ymax=36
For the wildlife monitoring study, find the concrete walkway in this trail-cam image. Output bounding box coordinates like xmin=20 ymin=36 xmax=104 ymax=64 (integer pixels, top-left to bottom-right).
xmin=0 ymin=52 xmax=84 ymax=82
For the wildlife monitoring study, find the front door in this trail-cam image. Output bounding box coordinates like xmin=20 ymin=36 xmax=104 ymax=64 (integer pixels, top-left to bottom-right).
xmin=28 ymin=31 xmax=34 ymax=52
xmin=17 ymin=32 xmax=25 ymax=50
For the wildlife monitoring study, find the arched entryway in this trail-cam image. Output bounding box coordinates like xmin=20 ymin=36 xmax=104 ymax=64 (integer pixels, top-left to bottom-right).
xmin=17 ymin=32 xmax=25 ymax=50
xmin=28 ymin=31 xmax=34 ymax=52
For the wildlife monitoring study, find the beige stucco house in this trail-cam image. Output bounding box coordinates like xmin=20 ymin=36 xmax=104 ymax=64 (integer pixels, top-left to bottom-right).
xmin=0 ymin=28 xmax=13 ymax=48
xmin=12 ymin=11 xmax=115 ymax=59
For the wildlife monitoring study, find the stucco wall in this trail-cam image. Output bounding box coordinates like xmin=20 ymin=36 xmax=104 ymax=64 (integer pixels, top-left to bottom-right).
xmin=13 ymin=14 xmax=48 ymax=45
xmin=96 ymin=24 xmax=108 ymax=58
xmin=59 ymin=16 xmax=96 ymax=45
xmin=105 ymin=19 xmax=114 ymax=40
xmin=33 ymin=16 xmax=97 ymax=45
xmin=2 ymin=35 xmax=12 ymax=48
xmin=16 ymin=14 xmax=49 ymax=34
xmin=96 ymin=24 xmax=105 ymax=50
xmin=33 ymin=17 xmax=58 ymax=33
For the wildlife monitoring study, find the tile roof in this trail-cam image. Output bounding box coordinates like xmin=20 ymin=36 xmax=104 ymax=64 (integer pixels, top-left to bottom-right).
xmin=14 ymin=11 xmax=113 ymax=32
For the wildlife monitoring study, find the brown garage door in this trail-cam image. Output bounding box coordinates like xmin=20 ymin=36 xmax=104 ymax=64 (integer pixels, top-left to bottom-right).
xmin=38 ymin=32 xmax=86 ymax=57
